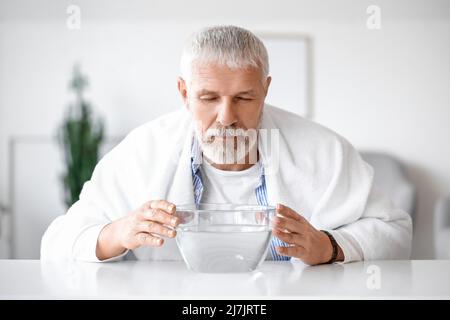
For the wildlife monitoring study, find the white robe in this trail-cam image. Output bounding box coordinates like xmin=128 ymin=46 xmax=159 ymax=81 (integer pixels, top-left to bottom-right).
xmin=40 ymin=104 xmax=412 ymax=263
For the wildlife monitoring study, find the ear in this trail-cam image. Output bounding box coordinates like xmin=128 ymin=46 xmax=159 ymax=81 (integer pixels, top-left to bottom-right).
xmin=264 ymin=76 xmax=272 ymax=97
xmin=177 ymin=77 xmax=189 ymax=109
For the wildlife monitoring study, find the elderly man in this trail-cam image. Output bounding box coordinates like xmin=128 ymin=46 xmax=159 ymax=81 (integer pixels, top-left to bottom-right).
xmin=41 ymin=25 xmax=412 ymax=265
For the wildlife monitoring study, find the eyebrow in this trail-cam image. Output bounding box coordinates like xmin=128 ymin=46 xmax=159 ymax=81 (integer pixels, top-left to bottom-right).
xmin=196 ymin=89 xmax=257 ymax=96
xmin=196 ymin=90 xmax=217 ymax=96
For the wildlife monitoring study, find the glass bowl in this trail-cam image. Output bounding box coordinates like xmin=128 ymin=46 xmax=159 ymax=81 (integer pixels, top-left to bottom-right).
xmin=174 ymin=203 xmax=275 ymax=273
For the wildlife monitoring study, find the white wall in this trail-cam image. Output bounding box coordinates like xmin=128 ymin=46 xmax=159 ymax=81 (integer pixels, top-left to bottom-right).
xmin=1 ymin=0 xmax=449 ymax=258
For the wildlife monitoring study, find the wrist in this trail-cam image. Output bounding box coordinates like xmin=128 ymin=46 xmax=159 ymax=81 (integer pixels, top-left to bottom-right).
xmin=96 ymin=221 xmax=126 ymax=260
xmin=336 ymin=244 xmax=344 ymax=262
xmin=320 ymin=231 xmax=333 ymax=263
xmin=320 ymin=230 xmax=344 ymax=264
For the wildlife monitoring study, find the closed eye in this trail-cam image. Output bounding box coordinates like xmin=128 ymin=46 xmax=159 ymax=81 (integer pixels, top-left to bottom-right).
xmin=200 ymin=97 xmax=218 ymax=102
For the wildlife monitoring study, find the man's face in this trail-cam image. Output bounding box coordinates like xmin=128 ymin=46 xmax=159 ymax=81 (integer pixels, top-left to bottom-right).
xmin=178 ymin=63 xmax=271 ymax=164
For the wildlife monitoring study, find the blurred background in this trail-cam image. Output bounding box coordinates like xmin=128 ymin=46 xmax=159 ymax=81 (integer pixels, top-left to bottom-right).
xmin=0 ymin=0 xmax=449 ymax=260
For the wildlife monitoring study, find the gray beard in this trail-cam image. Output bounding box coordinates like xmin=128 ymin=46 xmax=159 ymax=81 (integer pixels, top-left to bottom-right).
xmin=191 ymin=108 xmax=262 ymax=165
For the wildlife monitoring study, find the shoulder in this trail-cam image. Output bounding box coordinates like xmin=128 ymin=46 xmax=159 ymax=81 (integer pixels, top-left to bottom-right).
xmin=127 ymin=108 xmax=191 ymax=141
xmin=264 ymin=104 xmax=352 ymax=155
xmin=265 ymin=104 xmax=373 ymax=193
xmin=101 ymin=107 xmax=192 ymax=164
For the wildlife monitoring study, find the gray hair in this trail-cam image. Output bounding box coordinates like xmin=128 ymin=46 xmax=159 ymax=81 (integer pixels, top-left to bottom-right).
xmin=180 ymin=25 xmax=269 ymax=81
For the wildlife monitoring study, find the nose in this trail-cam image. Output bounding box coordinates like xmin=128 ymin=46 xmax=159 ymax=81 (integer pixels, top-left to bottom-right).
xmin=217 ymin=98 xmax=237 ymax=127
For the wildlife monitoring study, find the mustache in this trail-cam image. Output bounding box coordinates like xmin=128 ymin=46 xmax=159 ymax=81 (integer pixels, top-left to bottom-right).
xmin=204 ymin=127 xmax=247 ymax=139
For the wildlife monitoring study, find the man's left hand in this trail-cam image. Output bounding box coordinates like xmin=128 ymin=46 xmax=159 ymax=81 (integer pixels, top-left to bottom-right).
xmin=272 ymin=203 xmax=344 ymax=265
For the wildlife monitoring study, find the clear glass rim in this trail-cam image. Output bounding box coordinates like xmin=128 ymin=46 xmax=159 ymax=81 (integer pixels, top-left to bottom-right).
xmin=175 ymin=203 xmax=276 ymax=213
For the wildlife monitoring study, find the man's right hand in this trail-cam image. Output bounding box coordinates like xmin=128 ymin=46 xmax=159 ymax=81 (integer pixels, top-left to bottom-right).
xmin=96 ymin=200 xmax=179 ymax=261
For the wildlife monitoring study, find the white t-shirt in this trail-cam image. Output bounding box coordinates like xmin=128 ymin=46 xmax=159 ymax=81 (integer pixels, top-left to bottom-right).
xmin=199 ymin=158 xmax=262 ymax=205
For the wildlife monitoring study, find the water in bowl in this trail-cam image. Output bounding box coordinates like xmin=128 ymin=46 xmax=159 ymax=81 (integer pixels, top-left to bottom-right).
xmin=176 ymin=224 xmax=271 ymax=273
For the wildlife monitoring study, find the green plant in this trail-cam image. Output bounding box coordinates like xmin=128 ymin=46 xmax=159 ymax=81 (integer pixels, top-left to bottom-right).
xmin=60 ymin=64 xmax=104 ymax=208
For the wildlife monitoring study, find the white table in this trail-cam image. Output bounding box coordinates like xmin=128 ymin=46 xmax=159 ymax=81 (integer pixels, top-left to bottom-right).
xmin=0 ymin=260 xmax=449 ymax=299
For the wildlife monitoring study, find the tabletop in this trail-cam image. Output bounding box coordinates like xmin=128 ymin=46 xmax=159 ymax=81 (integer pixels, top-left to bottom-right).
xmin=0 ymin=259 xmax=449 ymax=299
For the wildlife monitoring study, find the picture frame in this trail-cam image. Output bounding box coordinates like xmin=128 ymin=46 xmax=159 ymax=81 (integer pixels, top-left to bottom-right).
xmin=257 ymin=32 xmax=313 ymax=119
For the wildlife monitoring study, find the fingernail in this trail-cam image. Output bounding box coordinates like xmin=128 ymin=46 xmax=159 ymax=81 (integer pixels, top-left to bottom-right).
xmin=169 ymin=230 xmax=176 ymax=237
xmin=168 ymin=204 xmax=175 ymax=212
xmin=171 ymin=217 xmax=178 ymax=225
xmin=156 ymin=238 xmax=163 ymax=245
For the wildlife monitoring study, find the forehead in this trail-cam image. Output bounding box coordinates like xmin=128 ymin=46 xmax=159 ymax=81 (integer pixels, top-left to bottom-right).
xmin=189 ymin=63 xmax=263 ymax=94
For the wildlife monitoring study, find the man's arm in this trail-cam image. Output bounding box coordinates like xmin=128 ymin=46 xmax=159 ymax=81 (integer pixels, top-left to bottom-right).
xmin=273 ymin=134 xmax=412 ymax=264
xmin=41 ymin=130 xmax=136 ymax=262
xmin=329 ymin=189 xmax=413 ymax=262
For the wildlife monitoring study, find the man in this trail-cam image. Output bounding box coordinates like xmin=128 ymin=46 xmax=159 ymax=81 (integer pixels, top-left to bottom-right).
xmin=41 ymin=25 xmax=412 ymax=265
